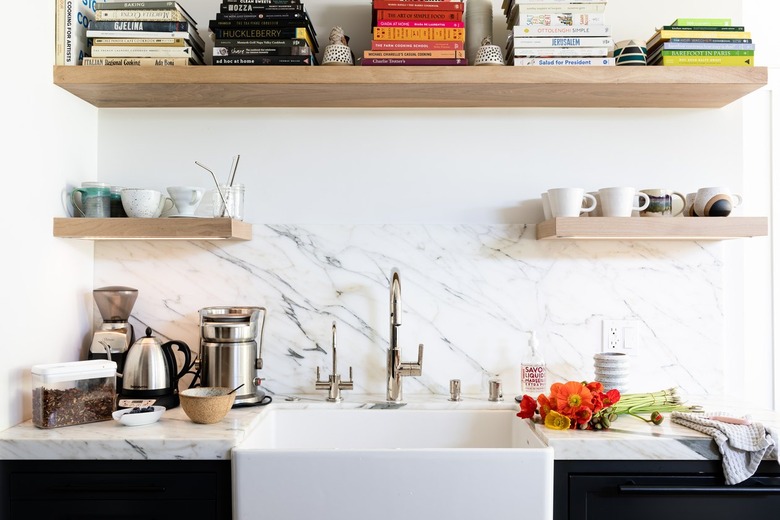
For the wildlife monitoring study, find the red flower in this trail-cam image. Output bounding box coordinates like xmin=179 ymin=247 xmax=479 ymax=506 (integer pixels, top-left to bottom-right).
xmin=537 ymin=393 xmax=554 ymax=421
xmin=575 ymin=407 xmax=593 ymax=426
xmin=517 ymin=395 xmax=537 ymax=419
xmin=604 ymin=389 xmax=621 ymax=407
xmin=586 ymin=381 xmax=605 ymax=394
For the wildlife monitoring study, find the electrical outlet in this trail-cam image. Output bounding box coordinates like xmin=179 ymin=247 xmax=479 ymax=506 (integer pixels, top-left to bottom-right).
xmin=602 ymin=320 xmax=640 ymax=352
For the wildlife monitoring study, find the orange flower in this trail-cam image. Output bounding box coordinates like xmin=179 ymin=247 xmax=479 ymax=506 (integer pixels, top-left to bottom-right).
xmin=553 ymin=381 xmax=594 ymax=417
xmin=544 ymin=410 xmax=572 ymax=430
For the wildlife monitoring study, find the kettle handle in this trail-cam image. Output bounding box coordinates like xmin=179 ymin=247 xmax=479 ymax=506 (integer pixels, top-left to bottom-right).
xmin=163 ymin=340 xmax=192 ymax=382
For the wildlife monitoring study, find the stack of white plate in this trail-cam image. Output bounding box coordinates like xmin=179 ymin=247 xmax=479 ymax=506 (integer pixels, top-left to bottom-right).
xmin=593 ymin=352 xmax=630 ymax=392
xmin=465 ymin=0 xmax=493 ymax=65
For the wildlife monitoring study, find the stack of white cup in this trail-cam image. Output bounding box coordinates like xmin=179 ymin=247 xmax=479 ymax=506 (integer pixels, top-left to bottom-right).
xmin=593 ymin=352 xmax=630 ymax=392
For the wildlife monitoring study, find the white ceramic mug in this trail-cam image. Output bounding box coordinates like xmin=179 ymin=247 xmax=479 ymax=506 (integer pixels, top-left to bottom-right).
xmin=546 ymin=188 xmax=597 ymax=217
xmin=639 ymin=189 xmax=687 ymax=217
xmin=598 ymin=187 xmax=650 ymax=217
xmin=541 ymin=192 xmax=552 ymax=220
xmin=684 ymin=192 xmax=699 ymax=217
xmin=121 ymin=188 xmax=174 ymax=218
xmin=167 ymin=186 xmax=205 ymax=217
xmin=694 ymin=187 xmax=743 ymax=217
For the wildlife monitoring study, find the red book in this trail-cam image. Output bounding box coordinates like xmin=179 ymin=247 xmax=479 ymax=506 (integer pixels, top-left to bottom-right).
xmin=376 ymin=20 xmax=464 ymax=28
xmin=372 ymin=1 xmax=465 ymax=12
xmin=376 ymin=10 xmax=463 ymax=21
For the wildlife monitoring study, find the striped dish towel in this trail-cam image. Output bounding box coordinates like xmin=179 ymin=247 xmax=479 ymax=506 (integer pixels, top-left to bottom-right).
xmin=671 ymin=411 xmax=778 ymax=485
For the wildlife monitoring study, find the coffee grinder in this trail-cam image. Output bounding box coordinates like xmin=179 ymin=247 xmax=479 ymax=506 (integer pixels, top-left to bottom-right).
xmin=88 ymin=286 xmax=138 ymax=384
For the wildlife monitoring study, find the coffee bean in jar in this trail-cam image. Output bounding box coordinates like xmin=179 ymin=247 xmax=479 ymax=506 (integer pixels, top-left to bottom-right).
xmin=31 ymin=360 xmax=117 ymax=429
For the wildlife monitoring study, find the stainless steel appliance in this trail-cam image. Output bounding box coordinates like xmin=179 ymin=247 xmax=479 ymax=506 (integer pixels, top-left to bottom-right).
xmin=88 ymin=286 xmax=138 ymax=381
xmin=199 ymin=306 xmax=268 ymax=407
xmin=117 ymin=327 xmax=192 ymax=410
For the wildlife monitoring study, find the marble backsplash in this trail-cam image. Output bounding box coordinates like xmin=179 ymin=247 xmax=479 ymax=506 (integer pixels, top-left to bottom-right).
xmin=93 ymin=224 xmax=725 ymax=399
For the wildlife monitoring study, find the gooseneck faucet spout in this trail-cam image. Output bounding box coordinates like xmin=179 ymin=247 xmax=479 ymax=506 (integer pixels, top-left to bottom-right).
xmin=387 ymin=269 xmax=424 ymax=402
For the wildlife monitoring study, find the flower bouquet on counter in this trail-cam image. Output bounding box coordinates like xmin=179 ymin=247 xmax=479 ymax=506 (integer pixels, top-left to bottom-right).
xmin=517 ymin=382 xmax=701 ymax=431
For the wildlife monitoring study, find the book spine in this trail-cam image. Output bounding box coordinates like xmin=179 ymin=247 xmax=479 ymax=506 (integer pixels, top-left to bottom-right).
xmin=514 ymin=25 xmax=611 ymax=37
xmin=95 ymin=9 xmax=187 ymax=22
xmin=371 ymin=40 xmax=464 ymax=50
xmin=661 ymin=25 xmax=745 ymax=31
xmin=661 ymin=49 xmax=754 ymax=57
xmin=510 ymin=4 xmax=606 ymax=13
xmin=655 ymin=55 xmax=753 ymax=66
xmin=214 ymin=45 xmax=310 ymax=56
xmin=90 ymin=47 xmax=195 ymax=57
xmin=363 ymin=50 xmax=465 ymax=58
xmin=213 ymin=55 xmax=313 ymax=65
xmin=361 ymin=57 xmax=468 ymax=65
xmin=656 ymin=30 xmax=750 ymax=40
xmin=509 ymin=0 xmax=606 ymax=3
xmin=96 ymin=1 xmax=178 ymax=9
xmin=371 ymin=1 xmax=464 ymax=12
xmin=514 ymin=13 xmax=607 ymax=26
xmin=372 ymin=27 xmax=465 ymax=41
xmin=214 ymin=38 xmax=308 ymax=47
xmin=63 ymin=0 xmax=97 ymax=65
xmin=86 ymin=29 xmax=191 ymax=39
xmin=209 ymin=27 xmax=309 ymax=40
xmin=376 ymin=10 xmax=462 ymax=21
xmin=82 ymin=56 xmax=191 ymax=66
xmin=512 ymin=57 xmax=615 ymax=66
xmin=221 ymin=4 xmax=304 ymax=12
xmin=662 ymin=42 xmax=755 ymax=51
xmin=668 ymin=37 xmax=752 ymax=44
xmin=672 ymin=18 xmax=732 ymax=26
xmin=376 ymin=20 xmax=464 ymax=28
xmin=92 ymin=37 xmax=186 ymax=46
xmin=215 ymin=11 xmax=306 ymax=21
xmin=90 ymin=20 xmax=190 ymax=31
xmin=511 ymin=36 xmax=614 ymax=48
xmin=514 ymin=47 xmax=610 ymax=57
xmin=222 ymin=0 xmax=302 ymax=3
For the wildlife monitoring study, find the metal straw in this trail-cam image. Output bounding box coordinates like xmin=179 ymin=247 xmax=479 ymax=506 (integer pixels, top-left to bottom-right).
xmin=195 ymin=161 xmax=232 ymax=219
xmin=220 ymin=155 xmax=241 ymax=217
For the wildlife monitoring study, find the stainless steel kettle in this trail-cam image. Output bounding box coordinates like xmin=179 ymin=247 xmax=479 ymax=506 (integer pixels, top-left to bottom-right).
xmin=120 ymin=327 xmax=192 ymax=408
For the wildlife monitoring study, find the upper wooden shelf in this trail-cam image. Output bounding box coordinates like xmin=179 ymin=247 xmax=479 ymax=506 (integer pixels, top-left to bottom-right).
xmin=52 ymin=65 xmax=767 ymax=109
xmin=536 ymin=216 xmax=768 ymax=240
xmin=53 ymin=217 xmax=252 ymax=240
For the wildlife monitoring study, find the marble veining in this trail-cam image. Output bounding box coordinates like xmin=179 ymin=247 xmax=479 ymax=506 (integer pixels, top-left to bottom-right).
xmin=94 ymin=224 xmax=725 ymax=398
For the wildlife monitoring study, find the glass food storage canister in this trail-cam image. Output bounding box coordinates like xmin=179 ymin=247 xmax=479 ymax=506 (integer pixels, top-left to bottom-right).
xmin=31 ymin=360 xmax=117 ymax=429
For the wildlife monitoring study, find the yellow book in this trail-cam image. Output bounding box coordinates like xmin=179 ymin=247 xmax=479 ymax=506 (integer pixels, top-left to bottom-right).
xmin=658 ymin=55 xmax=754 ymax=66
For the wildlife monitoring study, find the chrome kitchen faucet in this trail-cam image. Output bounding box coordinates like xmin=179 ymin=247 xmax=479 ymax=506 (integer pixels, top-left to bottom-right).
xmin=387 ymin=269 xmax=424 ymax=402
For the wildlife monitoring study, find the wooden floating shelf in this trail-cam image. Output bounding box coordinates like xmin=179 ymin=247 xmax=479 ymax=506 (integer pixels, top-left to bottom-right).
xmin=536 ymin=216 xmax=768 ymax=240
xmin=53 ymin=66 xmax=767 ymax=109
xmin=53 ymin=217 xmax=252 ymax=241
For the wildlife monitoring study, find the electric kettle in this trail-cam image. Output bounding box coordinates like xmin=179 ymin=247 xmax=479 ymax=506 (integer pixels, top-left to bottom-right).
xmin=117 ymin=327 xmax=192 ymax=410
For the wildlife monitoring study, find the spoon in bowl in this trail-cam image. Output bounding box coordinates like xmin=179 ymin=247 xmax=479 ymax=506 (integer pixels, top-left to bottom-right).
xmin=228 ymin=383 xmax=245 ymax=395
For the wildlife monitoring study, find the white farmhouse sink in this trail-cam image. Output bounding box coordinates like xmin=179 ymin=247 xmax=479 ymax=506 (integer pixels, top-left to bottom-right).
xmin=232 ymin=406 xmax=553 ymax=520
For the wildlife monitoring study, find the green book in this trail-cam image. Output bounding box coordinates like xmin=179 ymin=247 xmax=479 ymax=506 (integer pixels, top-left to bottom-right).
xmin=662 ymin=25 xmax=744 ymax=31
xmin=671 ymin=18 xmax=732 ymax=26
xmin=661 ymin=49 xmax=754 ymax=57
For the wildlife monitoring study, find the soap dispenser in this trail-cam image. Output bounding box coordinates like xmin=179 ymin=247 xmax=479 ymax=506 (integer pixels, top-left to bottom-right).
xmin=521 ymin=331 xmax=546 ymax=396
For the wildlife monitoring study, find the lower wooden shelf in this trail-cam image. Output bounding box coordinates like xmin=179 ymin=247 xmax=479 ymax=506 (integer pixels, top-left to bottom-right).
xmin=536 ymin=216 xmax=768 ymax=240
xmin=53 ymin=217 xmax=252 ymax=240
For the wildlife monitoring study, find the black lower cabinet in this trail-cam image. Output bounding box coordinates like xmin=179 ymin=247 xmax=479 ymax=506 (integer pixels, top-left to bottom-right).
xmin=0 ymin=459 xmax=231 ymax=520
xmin=556 ymin=460 xmax=780 ymax=520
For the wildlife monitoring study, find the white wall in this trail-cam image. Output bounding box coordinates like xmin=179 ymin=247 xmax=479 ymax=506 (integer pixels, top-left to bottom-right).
xmin=1 ymin=0 xmax=776 ymax=431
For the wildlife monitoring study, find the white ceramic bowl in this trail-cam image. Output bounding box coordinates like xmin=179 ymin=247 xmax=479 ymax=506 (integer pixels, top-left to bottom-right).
xmin=112 ymin=406 xmax=165 ymax=426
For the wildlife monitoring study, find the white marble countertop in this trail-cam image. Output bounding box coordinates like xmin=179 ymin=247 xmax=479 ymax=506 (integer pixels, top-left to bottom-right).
xmin=1 ymin=394 xmax=776 ymax=462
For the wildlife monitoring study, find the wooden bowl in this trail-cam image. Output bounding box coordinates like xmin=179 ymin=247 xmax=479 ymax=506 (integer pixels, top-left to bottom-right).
xmin=179 ymin=387 xmax=236 ymax=424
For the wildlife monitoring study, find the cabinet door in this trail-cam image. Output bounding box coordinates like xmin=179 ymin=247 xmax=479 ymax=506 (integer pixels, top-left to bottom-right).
xmin=0 ymin=460 xmax=231 ymax=520
xmin=568 ymin=473 xmax=780 ymax=520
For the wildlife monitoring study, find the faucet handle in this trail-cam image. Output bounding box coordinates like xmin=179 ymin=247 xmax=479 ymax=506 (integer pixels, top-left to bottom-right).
xmin=399 ymin=343 xmax=424 ymax=377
